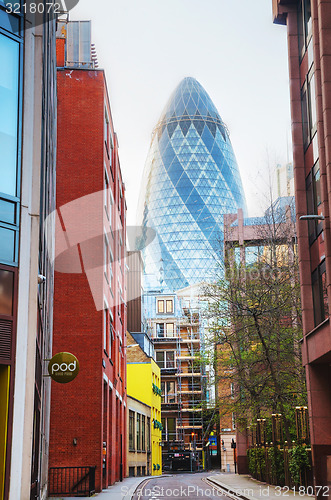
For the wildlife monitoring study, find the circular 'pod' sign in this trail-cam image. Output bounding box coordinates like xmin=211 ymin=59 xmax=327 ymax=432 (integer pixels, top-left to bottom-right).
xmin=48 ymin=352 xmax=79 ymax=384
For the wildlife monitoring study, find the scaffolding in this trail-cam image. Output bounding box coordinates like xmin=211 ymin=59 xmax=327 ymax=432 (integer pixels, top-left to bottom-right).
xmin=143 ymin=290 xmax=207 ymax=470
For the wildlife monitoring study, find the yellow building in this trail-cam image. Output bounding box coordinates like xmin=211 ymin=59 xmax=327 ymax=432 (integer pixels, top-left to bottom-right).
xmin=127 ymin=332 xmax=162 ymax=476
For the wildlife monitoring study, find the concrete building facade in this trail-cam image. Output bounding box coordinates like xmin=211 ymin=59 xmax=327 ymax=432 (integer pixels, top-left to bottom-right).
xmin=0 ymin=3 xmax=57 ymax=500
xmin=48 ymin=21 xmax=127 ymax=495
xmin=273 ymin=0 xmax=331 ymax=489
xmin=126 ymin=332 xmax=162 ymax=477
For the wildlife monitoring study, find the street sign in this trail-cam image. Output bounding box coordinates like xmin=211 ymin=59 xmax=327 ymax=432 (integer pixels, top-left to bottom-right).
xmin=48 ymin=352 xmax=80 ymax=384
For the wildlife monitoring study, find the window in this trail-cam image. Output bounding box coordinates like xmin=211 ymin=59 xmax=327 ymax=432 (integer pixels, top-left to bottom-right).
xmin=157 ymin=299 xmax=164 ymax=313
xmin=129 ymin=411 xmax=135 ymax=450
xmin=104 ymin=234 xmax=113 ymax=286
xmin=141 ymin=415 xmax=146 ymax=451
xmin=155 ymin=351 xmax=175 ymax=369
xmin=166 ymin=323 xmax=175 ymax=337
xmin=136 ymin=413 xmax=141 ymax=451
xmin=306 ymin=161 xmax=323 ymax=243
xmin=166 ymin=299 xmax=173 ymax=313
xmin=312 ymin=260 xmax=329 ymax=327
xmin=163 ymin=417 xmax=176 ymax=441
xmin=161 ymin=417 xmax=166 ymax=441
xmin=0 ymin=269 xmax=14 ymax=316
xmin=104 ymin=107 xmax=110 ymax=153
xmin=161 ymin=381 xmax=176 ymax=403
xmin=301 ymin=68 xmax=317 ymax=149
xmin=147 ymin=417 xmax=151 ymax=452
xmin=0 ymin=31 xmax=21 ymax=266
xmin=156 ymin=351 xmax=165 ymax=369
xmin=298 ymin=0 xmax=312 ymax=58
xmin=166 ymin=351 xmax=175 ymax=368
xmin=129 ymin=467 xmax=135 ymax=477
xmin=104 ymin=169 xmax=109 ymax=214
xmin=156 ymin=323 xmax=164 ymax=337
xmin=109 ymin=317 xmax=113 ymax=360
xmin=0 ymin=34 xmax=20 ymax=197
xmin=103 ymin=307 xmax=108 ymax=352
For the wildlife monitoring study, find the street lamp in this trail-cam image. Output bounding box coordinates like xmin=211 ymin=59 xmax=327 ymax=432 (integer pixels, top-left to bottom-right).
xmin=299 ymin=215 xmax=325 ymax=220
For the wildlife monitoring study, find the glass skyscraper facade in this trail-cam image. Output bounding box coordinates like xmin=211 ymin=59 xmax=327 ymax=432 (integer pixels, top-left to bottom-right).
xmin=138 ymin=77 xmax=247 ymax=291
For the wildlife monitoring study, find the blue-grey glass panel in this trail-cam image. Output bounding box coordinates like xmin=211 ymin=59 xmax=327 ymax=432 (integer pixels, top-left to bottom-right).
xmin=0 ymin=33 xmax=19 ymax=197
xmin=0 ymin=226 xmax=15 ymax=262
xmin=0 ymin=9 xmax=20 ymax=34
xmin=0 ymin=268 xmax=14 ymax=315
xmin=0 ymin=198 xmax=15 ymax=224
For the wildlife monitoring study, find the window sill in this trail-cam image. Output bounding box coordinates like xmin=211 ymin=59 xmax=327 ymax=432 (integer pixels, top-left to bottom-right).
xmin=109 ymin=358 xmax=113 ymax=366
xmin=104 ymin=350 xmax=109 ymax=358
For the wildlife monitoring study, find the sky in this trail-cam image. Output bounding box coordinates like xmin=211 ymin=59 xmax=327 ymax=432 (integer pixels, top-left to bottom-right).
xmin=71 ymin=0 xmax=292 ymax=225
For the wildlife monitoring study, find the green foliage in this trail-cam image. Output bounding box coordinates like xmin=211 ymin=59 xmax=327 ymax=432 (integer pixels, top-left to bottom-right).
xmin=152 ymin=383 xmax=162 ymax=397
xmin=247 ymin=447 xmax=266 ymax=475
xmin=288 ymin=445 xmax=311 ymax=485
xmin=268 ymin=446 xmax=285 ymax=485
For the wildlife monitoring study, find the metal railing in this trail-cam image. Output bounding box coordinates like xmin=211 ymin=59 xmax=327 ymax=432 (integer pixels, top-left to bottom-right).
xmin=48 ymin=466 xmax=96 ymax=497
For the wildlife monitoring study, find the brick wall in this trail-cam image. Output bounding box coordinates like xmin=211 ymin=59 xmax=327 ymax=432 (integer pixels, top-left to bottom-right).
xmin=49 ymin=60 xmax=127 ymax=493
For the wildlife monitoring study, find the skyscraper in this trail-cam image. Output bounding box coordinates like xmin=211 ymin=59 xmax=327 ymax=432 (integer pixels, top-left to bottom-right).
xmin=138 ymin=77 xmax=247 ymax=291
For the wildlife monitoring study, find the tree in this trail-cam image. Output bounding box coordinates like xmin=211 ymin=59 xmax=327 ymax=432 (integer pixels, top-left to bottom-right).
xmin=204 ymin=200 xmax=307 ymax=442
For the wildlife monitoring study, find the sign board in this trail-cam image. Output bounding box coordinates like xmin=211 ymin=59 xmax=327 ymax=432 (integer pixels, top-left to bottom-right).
xmin=48 ymin=352 xmax=79 ymax=384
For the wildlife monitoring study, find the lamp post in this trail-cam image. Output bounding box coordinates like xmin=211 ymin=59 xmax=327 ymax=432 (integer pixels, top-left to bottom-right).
xmin=299 ymin=215 xmax=325 ymax=220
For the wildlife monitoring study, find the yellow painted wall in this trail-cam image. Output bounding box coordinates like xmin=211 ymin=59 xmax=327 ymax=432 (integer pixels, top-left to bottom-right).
xmin=0 ymin=366 xmax=10 ymax=500
xmin=127 ymin=360 xmax=162 ymax=475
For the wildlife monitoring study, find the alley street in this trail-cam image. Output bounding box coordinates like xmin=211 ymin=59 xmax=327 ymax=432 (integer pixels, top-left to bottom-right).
xmin=131 ymin=472 xmax=229 ymax=500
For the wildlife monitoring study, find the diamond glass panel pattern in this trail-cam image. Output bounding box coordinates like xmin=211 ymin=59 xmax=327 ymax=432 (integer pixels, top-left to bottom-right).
xmin=138 ymin=77 xmax=247 ymax=291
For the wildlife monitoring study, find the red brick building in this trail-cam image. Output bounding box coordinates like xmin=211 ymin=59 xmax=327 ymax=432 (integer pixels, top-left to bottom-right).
xmin=273 ymin=0 xmax=331 ymax=489
xmin=48 ymin=21 xmax=127 ymax=494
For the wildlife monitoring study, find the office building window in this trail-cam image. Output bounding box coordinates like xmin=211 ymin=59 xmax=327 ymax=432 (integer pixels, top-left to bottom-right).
xmin=109 ymin=318 xmax=113 ymax=360
xmin=157 ymin=299 xmax=164 ymax=313
xmin=0 ymin=268 xmax=14 ymax=316
xmin=141 ymin=415 xmax=146 ymax=451
xmin=103 ymin=307 xmax=108 ymax=352
xmin=298 ymin=0 xmax=312 ymax=57
xmin=104 ymin=107 xmax=110 ymax=152
xmin=301 ymin=68 xmax=317 ymax=149
xmin=136 ymin=413 xmax=141 ymax=451
xmin=312 ymin=260 xmax=329 ymax=326
xmin=0 ymin=34 xmax=20 ymax=197
xmin=306 ymin=161 xmax=323 ymax=243
xmin=129 ymin=411 xmax=135 ymax=450
xmin=104 ymin=234 xmax=113 ymax=286
xmin=147 ymin=417 xmax=151 ymax=452
xmin=0 ymin=28 xmax=21 ymax=266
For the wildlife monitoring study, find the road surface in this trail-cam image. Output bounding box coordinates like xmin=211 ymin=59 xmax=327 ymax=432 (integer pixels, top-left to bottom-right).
xmin=131 ymin=472 xmax=229 ymax=500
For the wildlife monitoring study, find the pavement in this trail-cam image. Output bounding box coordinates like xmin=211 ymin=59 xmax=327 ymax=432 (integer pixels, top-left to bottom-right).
xmin=206 ymin=473 xmax=313 ymax=500
xmin=49 ymin=475 xmax=165 ymax=500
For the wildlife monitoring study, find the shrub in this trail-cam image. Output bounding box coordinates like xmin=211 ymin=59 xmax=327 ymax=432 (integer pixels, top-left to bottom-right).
xmin=288 ymin=445 xmax=310 ymax=485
